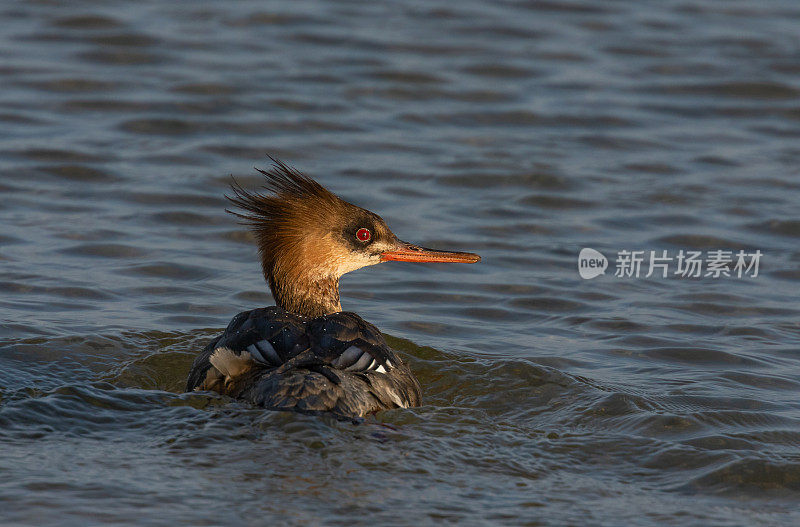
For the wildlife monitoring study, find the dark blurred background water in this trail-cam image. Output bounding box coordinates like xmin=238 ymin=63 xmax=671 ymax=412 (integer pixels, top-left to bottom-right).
xmin=1 ymin=1 xmax=799 ymax=525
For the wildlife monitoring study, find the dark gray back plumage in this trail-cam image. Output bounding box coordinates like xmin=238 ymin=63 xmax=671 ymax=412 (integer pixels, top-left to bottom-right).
xmin=187 ymin=307 xmax=422 ymax=418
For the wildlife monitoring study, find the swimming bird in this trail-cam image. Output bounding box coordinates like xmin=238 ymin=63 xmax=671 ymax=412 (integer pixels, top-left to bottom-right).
xmin=186 ymin=158 xmax=480 ymax=418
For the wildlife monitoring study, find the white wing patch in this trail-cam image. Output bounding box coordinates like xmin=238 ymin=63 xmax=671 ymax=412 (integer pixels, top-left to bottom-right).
xmin=330 ymin=345 xmax=395 ymax=374
xmin=210 ymin=347 xmax=255 ymax=379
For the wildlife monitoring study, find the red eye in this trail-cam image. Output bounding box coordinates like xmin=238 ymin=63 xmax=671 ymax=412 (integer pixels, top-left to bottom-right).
xmin=356 ymin=228 xmax=371 ymax=242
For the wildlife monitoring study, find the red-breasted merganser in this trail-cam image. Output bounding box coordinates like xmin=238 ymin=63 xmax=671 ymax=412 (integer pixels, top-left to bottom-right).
xmin=186 ymin=158 xmax=480 ymax=418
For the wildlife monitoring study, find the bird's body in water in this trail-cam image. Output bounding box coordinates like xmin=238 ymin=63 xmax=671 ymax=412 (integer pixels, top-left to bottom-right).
xmin=186 ymin=158 xmax=480 ymax=418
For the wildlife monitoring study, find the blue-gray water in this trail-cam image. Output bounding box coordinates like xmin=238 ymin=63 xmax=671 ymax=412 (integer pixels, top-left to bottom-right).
xmin=2 ymin=1 xmax=800 ymax=525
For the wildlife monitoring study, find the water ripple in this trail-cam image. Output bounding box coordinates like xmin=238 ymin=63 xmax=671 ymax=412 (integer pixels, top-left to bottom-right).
xmin=2 ymin=0 xmax=800 ymax=524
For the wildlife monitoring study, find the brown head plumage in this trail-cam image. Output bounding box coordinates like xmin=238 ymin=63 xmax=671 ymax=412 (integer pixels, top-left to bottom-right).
xmin=227 ymin=157 xmax=480 ymax=318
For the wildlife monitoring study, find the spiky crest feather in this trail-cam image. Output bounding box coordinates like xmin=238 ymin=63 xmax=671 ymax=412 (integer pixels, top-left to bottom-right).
xmin=225 ymin=157 xmax=356 ymax=318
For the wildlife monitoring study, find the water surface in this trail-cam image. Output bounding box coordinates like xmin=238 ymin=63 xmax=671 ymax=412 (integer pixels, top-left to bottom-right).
xmin=2 ymin=1 xmax=800 ymax=525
